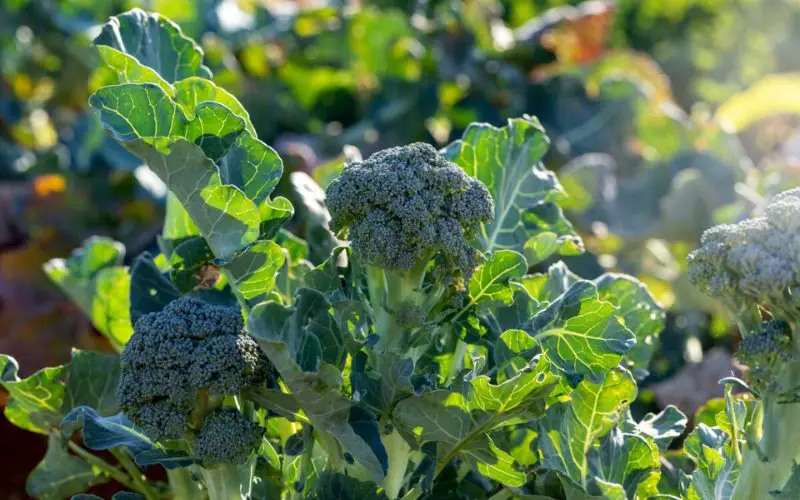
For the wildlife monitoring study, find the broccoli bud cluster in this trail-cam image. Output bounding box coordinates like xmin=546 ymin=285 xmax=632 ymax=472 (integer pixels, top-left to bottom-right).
xmin=118 ymin=296 xmax=271 ymax=445
xmin=737 ymin=320 xmax=794 ymax=394
xmin=326 ymin=143 xmax=494 ymax=285
xmin=688 ymin=188 xmax=800 ymax=319
xmin=193 ymin=408 xmax=265 ymax=465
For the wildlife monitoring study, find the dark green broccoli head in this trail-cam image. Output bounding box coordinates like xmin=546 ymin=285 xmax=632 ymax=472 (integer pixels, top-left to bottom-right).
xmin=118 ymin=296 xmax=271 ymax=441
xmin=193 ymin=407 xmax=264 ymax=465
xmin=326 ymin=143 xmax=494 ymax=284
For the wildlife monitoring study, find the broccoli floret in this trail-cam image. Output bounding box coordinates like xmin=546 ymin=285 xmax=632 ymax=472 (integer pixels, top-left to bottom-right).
xmin=118 ymin=296 xmax=271 ymax=442
xmin=326 ymin=142 xmax=494 ymax=286
xmin=193 ymin=408 xmax=264 ymax=465
xmin=737 ymin=319 xmax=794 ymax=394
xmin=688 ymin=188 xmax=800 ymax=322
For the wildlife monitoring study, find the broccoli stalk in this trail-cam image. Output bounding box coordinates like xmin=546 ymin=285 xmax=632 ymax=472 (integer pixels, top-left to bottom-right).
xmin=166 ymin=469 xmax=204 ymax=500
xmin=326 ymin=143 xmax=494 ymax=498
xmin=117 ymin=297 xmax=271 ymax=500
xmin=688 ymin=188 xmax=800 ymax=497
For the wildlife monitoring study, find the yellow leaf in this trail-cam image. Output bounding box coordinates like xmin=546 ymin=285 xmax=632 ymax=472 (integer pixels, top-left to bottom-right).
xmin=716 ymin=73 xmax=800 ymax=132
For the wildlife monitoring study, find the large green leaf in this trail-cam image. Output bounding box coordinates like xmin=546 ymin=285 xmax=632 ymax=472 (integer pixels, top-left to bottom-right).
xmin=442 ymin=116 xmax=582 ymax=256
xmin=0 ymin=355 xmax=65 ymax=434
xmin=466 ymin=250 xmax=528 ymax=309
xmin=62 ymin=350 xmax=120 ymax=417
xmin=248 ymin=290 xmax=386 ymax=482
xmin=129 ymin=253 xmax=181 ymax=323
xmin=26 ymin=433 xmax=105 ymax=500
xmin=94 ymin=8 xmax=211 ymax=83
xmin=595 ymin=274 xmax=665 ymax=373
xmin=43 ymin=238 xmax=132 ymax=351
xmin=537 ymin=369 xmax=638 ymax=494
xmin=588 ymin=429 xmax=662 ymax=499
xmin=90 ymin=83 xmax=283 ymax=259
xmin=684 ymin=424 xmax=735 ymax=500
xmin=523 ymin=280 xmax=636 ymax=380
xmin=393 ymin=356 xmax=558 ymax=486
xmin=222 ymin=241 xmax=286 ymax=309
xmin=62 ymin=407 xmax=196 ymax=469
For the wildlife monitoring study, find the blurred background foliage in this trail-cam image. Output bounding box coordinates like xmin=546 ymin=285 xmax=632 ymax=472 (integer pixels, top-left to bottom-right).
xmin=3 ymin=0 xmax=800 ymax=496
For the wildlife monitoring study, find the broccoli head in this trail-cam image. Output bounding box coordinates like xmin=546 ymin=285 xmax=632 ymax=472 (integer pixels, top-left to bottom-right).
xmin=118 ymin=296 xmax=271 ymax=441
xmin=193 ymin=408 xmax=264 ymax=465
xmin=687 ymin=188 xmax=800 ymax=321
xmin=325 ymin=143 xmax=494 ymax=284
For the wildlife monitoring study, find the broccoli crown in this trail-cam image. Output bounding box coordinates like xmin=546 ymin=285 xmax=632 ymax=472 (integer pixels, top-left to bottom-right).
xmin=737 ymin=319 xmax=794 ymax=393
xmin=326 ymin=142 xmax=494 ymax=282
xmin=193 ymin=408 xmax=264 ymax=465
xmin=687 ymin=188 xmax=800 ymax=316
xmin=118 ymin=296 xmax=271 ymax=441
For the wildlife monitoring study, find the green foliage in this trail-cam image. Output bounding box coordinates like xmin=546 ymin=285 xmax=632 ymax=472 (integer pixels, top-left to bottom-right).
xmin=9 ymin=4 xmax=800 ymax=500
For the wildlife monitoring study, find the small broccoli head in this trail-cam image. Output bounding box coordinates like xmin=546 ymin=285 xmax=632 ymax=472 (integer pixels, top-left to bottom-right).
xmin=688 ymin=188 xmax=800 ymax=318
xmin=737 ymin=319 xmax=794 ymax=394
xmin=118 ymin=296 xmax=272 ymax=441
xmin=326 ymin=143 xmax=494 ymax=284
xmin=193 ymin=408 xmax=264 ymax=466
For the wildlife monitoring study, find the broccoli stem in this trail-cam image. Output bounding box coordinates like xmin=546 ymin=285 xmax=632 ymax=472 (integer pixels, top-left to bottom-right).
xmin=732 ymin=330 xmax=800 ymax=499
xmin=367 ymin=260 xmax=428 ymax=352
xmin=110 ymin=449 xmax=159 ymax=500
xmin=732 ymin=397 xmax=800 ymax=499
xmin=167 ymin=468 xmax=205 ymax=500
xmin=382 ymin=427 xmax=411 ymax=500
xmin=199 ymin=457 xmax=256 ymax=500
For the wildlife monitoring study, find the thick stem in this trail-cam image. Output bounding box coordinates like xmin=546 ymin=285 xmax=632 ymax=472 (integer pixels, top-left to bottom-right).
xmin=731 ymin=397 xmax=800 ymax=499
xmin=732 ymin=329 xmax=800 ymax=499
xmin=110 ymin=449 xmax=159 ymax=500
xmin=167 ymin=468 xmax=205 ymax=500
xmin=382 ymin=429 xmax=411 ymax=500
xmin=200 ymin=457 xmax=256 ymax=500
xmin=66 ymin=442 xmax=142 ymax=494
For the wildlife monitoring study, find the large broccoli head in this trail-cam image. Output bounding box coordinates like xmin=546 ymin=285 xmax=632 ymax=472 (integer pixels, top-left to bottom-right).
xmin=326 ymin=143 xmax=494 ymax=284
xmin=688 ymin=187 xmax=800 ymax=318
xmin=118 ymin=296 xmax=271 ymax=442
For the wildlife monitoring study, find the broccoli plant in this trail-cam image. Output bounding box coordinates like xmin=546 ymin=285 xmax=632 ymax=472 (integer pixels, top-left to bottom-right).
xmin=0 ymin=9 xmax=690 ymax=500
xmin=686 ymin=188 xmax=800 ymax=499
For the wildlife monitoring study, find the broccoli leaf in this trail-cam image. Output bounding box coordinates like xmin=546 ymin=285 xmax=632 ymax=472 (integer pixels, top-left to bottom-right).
xmin=61 ymin=350 xmax=120 ymax=417
xmin=94 ymin=9 xmax=211 ymax=83
xmin=43 ymin=237 xmax=132 ymax=351
xmin=467 ymin=250 xmax=528 ymax=309
xmin=392 ymin=356 xmax=558 ymax=486
xmin=536 ymin=369 xmax=638 ymax=495
xmin=222 ymin=240 xmax=286 ymax=309
xmin=523 ymin=280 xmax=636 ymax=380
xmin=249 ymin=290 xmax=387 ymax=482
xmin=595 ymin=274 xmax=665 ymax=374
xmin=622 ymin=406 xmax=688 ymax=451
xmin=442 ymin=116 xmax=582 ymax=257
xmin=26 ymin=433 xmax=105 ymax=500
xmin=589 ymin=429 xmax=662 ymax=499
xmin=129 ymin=253 xmax=180 ymax=323
xmin=0 ymin=355 xmax=66 ymax=435
xmin=309 ymin=472 xmax=387 ymax=500
xmin=350 ymin=352 xmax=414 ymax=416
xmin=90 ymin=11 xmax=287 ymax=261
xmin=61 ymin=407 xmax=196 ymax=469
xmin=683 ymin=422 xmax=744 ymax=500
